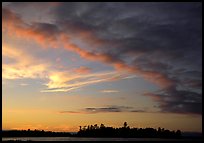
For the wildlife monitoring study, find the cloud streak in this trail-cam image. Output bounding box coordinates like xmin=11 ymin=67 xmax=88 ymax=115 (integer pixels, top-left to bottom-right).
xmin=101 ymin=90 xmax=119 ymax=93
xmin=42 ymin=71 xmax=133 ymax=92
xmin=59 ymin=105 xmax=152 ymax=114
xmin=60 ymin=105 xmax=135 ymax=114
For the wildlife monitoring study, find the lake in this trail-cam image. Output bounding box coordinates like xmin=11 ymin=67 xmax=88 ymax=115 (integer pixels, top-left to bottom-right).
xmin=2 ymin=137 xmax=200 ymax=141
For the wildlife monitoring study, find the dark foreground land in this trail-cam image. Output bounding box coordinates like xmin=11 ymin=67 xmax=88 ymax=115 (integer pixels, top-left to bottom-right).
xmin=2 ymin=122 xmax=202 ymax=141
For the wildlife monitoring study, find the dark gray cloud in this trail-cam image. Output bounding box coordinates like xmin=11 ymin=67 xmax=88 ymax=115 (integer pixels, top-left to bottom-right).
xmin=59 ymin=111 xmax=81 ymax=114
xmin=3 ymin=2 xmax=202 ymax=115
xmin=59 ymin=105 xmax=149 ymax=114
xmin=145 ymin=88 xmax=202 ymax=114
xmin=30 ymin=22 xmax=61 ymax=41
xmin=84 ymin=105 xmax=133 ymax=113
xmin=130 ymin=110 xmax=146 ymax=113
xmin=85 ymin=107 xmax=121 ymax=113
xmin=53 ymin=2 xmax=202 ymax=115
xmin=54 ymin=2 xmax=201 ymax=72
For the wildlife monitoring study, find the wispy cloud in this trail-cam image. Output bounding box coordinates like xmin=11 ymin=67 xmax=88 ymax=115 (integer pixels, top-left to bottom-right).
xmin=20 ymin=83 xmax=29 ymax=86
xmin=101 ymin=90 xmax=119 ymax=93
xmin=59 ymin=105 xmax=150 ymax=114
xmin=41 ymin=71 xmax=132 ymax=92
xmin=74 ymin=66 xmax=92 ymax=74
xmin=130 ymin=110 xmax=146 ymax=113
xmin=2 ymin=44 xmax=49 ymax=80
xmin=59 ymin=111 xmax=81 ymax=114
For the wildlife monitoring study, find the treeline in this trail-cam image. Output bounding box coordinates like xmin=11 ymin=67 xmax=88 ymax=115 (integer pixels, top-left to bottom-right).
xmin=2 ymin=122 xmax=182 ymax=138
xmin=2 ymin=129 xmax=72 ymax=137
xmin=76 ymin=122 xmax=182 ymax=138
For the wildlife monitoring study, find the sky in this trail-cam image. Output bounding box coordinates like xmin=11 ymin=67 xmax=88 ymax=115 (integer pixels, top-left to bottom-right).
xmin=2 ymin=2 xmax=202 ymax=132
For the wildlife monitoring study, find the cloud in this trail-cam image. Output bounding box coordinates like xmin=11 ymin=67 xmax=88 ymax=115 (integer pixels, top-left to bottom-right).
xmin=123 ymin=75 xmax=138 ymax=79
xmin=2 ymin=2 xmax=11 ymax=7
xmin=59 ymin=105 xmax=154 ymax=114
xmin=84 ymin=107 xmax=121 ymax=113
xmin=2 ymin=7 xmax=175 ymax=89
xmin=54 ymin=2 xmax=201 ymax=115
xmin=2 ymin=44 xmax=49 ymax=79
xmin=3 ymin=3 xmax=202 ymax=115
xmin=101 ymin=90 xmax=119 ymax=93
xmin=20 ymin=83 xmax=29 ymax=86
xmin=60 ymin=105 xmax=135 ymax=114
xmin=144 ymin=88 xmax=202 ymax=115
xmin=59 ymin=111 xmax=81 ymax=114
xmin=2 ymin=8 xmax=60 ymax=48
xmin=41 ymin=71 xmax=133 ymax=92
xmin=41 ymin=87 xmax=80 ymax=93
xmin=130 ymin=110 xmax=146 ymax=113
xmin=74 ymin=66 xmax=91 ymax=74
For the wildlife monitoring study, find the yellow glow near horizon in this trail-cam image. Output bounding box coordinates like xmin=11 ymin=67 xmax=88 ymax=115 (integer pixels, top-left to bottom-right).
xmin=2 ymin=107 xmax=202 ymax=132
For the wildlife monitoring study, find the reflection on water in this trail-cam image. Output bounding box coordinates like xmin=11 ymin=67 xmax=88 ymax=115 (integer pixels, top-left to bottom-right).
xmin=2 ymin=137 xmax=196 ymax=141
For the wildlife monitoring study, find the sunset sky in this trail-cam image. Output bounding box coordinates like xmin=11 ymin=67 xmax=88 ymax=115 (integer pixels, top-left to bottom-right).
xmin=2 ymin=2 xmax=202 ymax=132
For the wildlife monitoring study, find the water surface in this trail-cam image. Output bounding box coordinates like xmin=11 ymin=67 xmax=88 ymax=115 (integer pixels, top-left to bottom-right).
xmin=2 ymin=137 xmax=197 ymax=141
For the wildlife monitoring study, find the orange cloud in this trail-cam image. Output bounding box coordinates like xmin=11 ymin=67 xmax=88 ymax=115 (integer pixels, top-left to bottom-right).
xmin=3 ymin=8 xmax=60 ymax=48
xmin=74 ymin=66 xmax=91 ymax=74
xmin=140 ymin=71 xmax=174 ymax=89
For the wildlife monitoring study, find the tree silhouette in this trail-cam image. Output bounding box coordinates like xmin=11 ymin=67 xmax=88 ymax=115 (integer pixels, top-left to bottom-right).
xmin=2 ymin=129 xmax=72 ymax=137
xmin=77 ymin=122 xmax=182 ymax=138
xmin=2 ymin=122 xmax=183 ymax=138
xmin=100 ymin=124 xmax=105 ymax=128
xmin=124 ymin=122 xmax=127 ymax=128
